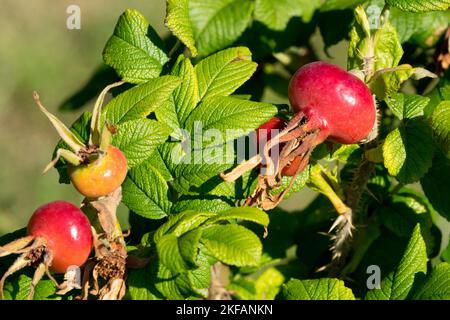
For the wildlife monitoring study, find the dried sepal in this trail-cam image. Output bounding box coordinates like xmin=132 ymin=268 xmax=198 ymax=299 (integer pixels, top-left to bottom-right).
xmin=89 ymin=81 xmax=124 ymax=147
xmin=33 ymin=91 xmax=85 ymax=153
xmin=43 ymin=148 xmax=82 ymax=173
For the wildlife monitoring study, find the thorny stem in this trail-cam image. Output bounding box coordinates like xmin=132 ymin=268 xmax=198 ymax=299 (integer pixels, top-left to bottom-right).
xmin=327 ymin=142 xmax=377 ymax=277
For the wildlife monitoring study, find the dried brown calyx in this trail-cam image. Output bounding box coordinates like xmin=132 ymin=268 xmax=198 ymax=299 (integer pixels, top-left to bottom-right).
xmin=221 ymin=112 xmax=324 ymax=210
xmin=0 ymin=237 xmax=58 ymax=300
xmin=79 ymin=188 xmax=127 ymax=300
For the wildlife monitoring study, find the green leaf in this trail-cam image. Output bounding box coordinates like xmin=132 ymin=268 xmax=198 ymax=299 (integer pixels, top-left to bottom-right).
xmin=185 ymin=96 xmax=277 ymax=144
xmin=386 ymin=0 xmax=450 ymax=13
xmin=2 ymin=274 xmax=59 ymax=300
xmin=369 ymin=65 xmax=413 ymax=100
xmin=157 ymin=234 xmax=189 ymax=274
xmin=254 ymin=0 xmax=304 ymax=31
xmin=207 ymin=207 xmax=269 ymax=227
xmin=385 ymin=93 xmax=430 ymax=120
xmin=154 ymin=260 xmax=185 ymax=299
xmin=228 ymin=268 xmax=284 ymax=299
xmin=103 ymin=9 xmax=169 ymax=83
xmin=380 ymin=189 xmax=433 ymax=238
xmin=391 ymin=9 xmax=450 ymax=45
xmin=413 ymin=263 xmax=450 ymax=299
xmin=320 ymin=0 xmax=365 ymax=11
xmin=145 ymin=148 xmax=173 ymax=181
xmin=366 ymin=225 xmax=427 ymax=300
xmin=165 ymin=0 xmax=197 ymax=56
xmin=171 ymin=198 xmax=232 ymax=214
xmin=189 ymin=0 xmax=254 ymax=56
xmin=382 ymin=120 xmax=434 ymax=184
xmin=430 ymin=101 xmax=450 ymax=158
xmin=179 ymin=228 xmax=204 ymax=265
xmin=153 ymin=211 xmax=215 ymax=242
xmin=279 ymin=278 xmax=355 ymax=300
xmin=195 ymin=47 xmax=257 ymax=100
xmin=112 ymin=119 xmax=170 ymax=168
xmin=171 ymin=211 xmax=216 ymax=238
xmin=200 ymin=224 xmax=262 ymax=267
xmin=172 ymin=160 xmax=231 ymax=195
xmin=122 ymin=161 xmax=171 ymax=219
xmin=372 ymin=21 xmax=403 ymax=71
xmin=421 ymin=155 xmax=450 ymax=221
xmin=126 ymin=267 xmax=162 ymax=300
xmin=102 ymin=76 xmax=181 ymax=125
xmin=155 ymin=56 xmax=199 ymax=132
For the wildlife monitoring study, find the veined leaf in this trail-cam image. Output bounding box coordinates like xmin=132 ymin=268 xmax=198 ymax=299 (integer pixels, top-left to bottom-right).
xmin=254 ymin=0 xmax=307 ymax=31
xmin=320 ymin=0 xmax=365 ymax=11
xmin=102 ymin=76 xmax=181 ymax=125
xmin=154 ymin=260 xmax=185 ymax=299
xmin=430 ymin=101 xmax=450 ymax=158
xmin=113 ymin=119 xmax=171 ymax=168
xmin=391 ymin=8 xmax=450 ymax=45
xmin=122 ymin=162 xmax=171 ymax=219
xmin=366 ymin=225 xmax=427 ymax=300
xmin=413 ymin=263 xmax=450 ymax=299
xmin=185 ymin=96 xmax=277 ymax=144
xmin=165 ymin=0 xmax=197 ymax=56
xmin=195 ymin=47 xmax=257 ymax=100
xmin=179 ymin=228 xmax=204 ymax=265
xmin=189 ymin=0 xmax=254 ymax=56
xmin=171 ymin=198 xmax=232 ymax=214
xmin=207 ymin=207 xmax=269 ymax=227
xmin=155 ymin=56 xmax=199 ymax=132
xmin=103 ymin=9 xmax=169 ymax=83
xmin=126 ymin=267 xmax=162 ymax=300
xmin=200 ymin=224 xmax=262 ymax=267
xmin=382 ymin=120 xmax=434 ymax=184
xmin=385 ymin=93 xmax=430 ymax=120
xmin=386 ymin=0 xmax=450 ymax=13
xmin=279 ymin=278 xmax=355 ymax=300
xmin=157 ymin=234 xmax=189 ymax=274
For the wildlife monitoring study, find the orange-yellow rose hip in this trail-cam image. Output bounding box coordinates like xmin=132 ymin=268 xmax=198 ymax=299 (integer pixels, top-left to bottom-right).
xmin=68 ymin=145 xmax=127 ymax=198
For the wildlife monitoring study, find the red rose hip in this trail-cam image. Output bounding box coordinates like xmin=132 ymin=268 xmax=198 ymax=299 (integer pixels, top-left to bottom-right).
xmin=0 ymin=201 xmax=93 ymax=299
xmin=222 ymin=61 xmax=376 ymax=209
xmin=288 ymin=61 xmax=376 ymax=144
xmin=28 ymin=201 xmax=93 ymax=273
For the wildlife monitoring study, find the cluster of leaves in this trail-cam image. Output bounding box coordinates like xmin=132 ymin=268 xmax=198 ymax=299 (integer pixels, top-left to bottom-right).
xmin=1 ymin=0 xmax=450 ymax=300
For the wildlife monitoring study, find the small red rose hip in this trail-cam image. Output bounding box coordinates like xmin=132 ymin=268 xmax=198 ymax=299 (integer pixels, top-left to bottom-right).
xmin=68 ymin=145 xmax=127 ymax=198
xmin=256 ymin=117 xmax=302 ymax=177
xmin=28 ymin=201 xmax=93 ymax=273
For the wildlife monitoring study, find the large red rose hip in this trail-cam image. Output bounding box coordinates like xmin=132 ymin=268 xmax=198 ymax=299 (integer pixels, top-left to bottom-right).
xmin=222 ymin=61 xmax=376 ymax=209
xmin=288 ymin=61 xmax=376 ymax=144
xmin=28 ymin=201 xmax=93 ymax=273
xmin=0 ymin=201 xmax=93 ymax=299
